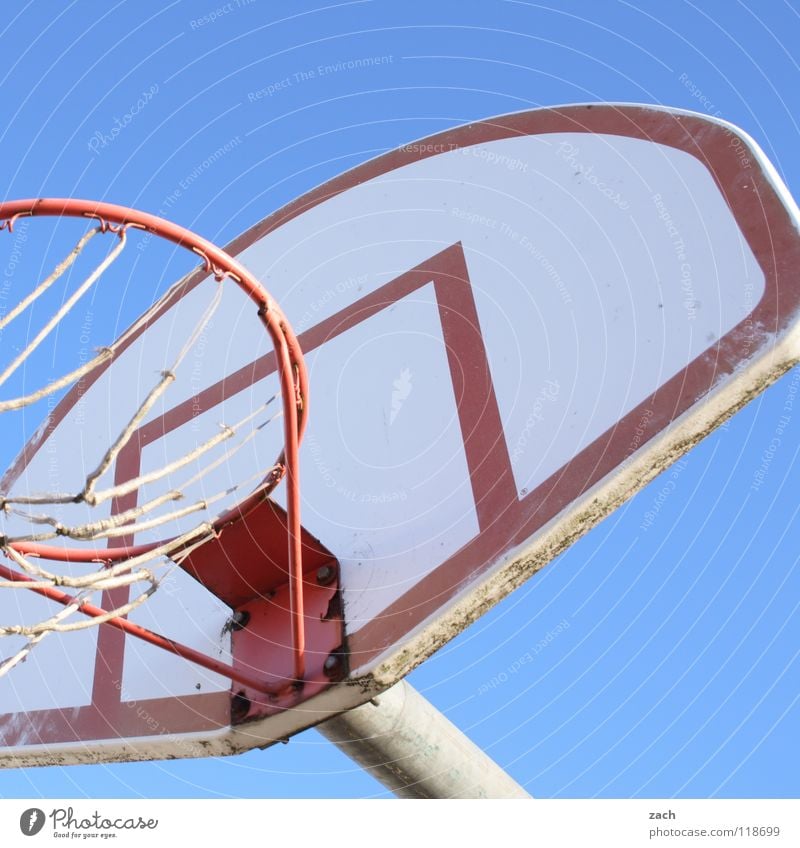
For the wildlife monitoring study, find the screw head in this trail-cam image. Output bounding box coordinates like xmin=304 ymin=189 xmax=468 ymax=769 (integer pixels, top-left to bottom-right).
xmin=230 ymin=610 xmax=250 ymax=631
xmin=316 ymin=564 xmax=336 ymax=586
xmin=231 ymin=692 xmax=251 ymax=723
xmin=323 ymin=653 xmax=343 ymax=679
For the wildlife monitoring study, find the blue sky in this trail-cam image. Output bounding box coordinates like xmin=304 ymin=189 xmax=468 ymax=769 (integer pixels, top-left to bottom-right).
xmin=0 ymin=0 xmax=798 ymax=799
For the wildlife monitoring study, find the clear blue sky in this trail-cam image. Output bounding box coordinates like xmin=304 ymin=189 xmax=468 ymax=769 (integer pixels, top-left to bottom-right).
xmin=0 ymin=0 xmax=798 ymax=799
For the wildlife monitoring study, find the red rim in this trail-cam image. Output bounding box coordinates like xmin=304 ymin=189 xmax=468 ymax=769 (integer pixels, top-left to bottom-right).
xmin=0 ymin=197 xmax=310 ymax=683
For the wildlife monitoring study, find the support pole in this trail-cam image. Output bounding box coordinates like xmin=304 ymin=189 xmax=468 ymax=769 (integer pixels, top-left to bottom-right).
xmin=317 ymin=680 xmax=531 ymax=799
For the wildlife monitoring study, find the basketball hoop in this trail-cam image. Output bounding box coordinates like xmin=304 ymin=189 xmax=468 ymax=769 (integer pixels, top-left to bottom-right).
xmin=0 ymin=198 xmax=309 ymax=690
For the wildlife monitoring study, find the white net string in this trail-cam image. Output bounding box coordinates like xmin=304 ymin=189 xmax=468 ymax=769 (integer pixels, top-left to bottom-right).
xmin=0 ymin=223 xmax=281 ymax=677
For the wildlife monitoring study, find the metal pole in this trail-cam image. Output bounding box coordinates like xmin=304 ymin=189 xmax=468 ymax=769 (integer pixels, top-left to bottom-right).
xmin=317 ymin=680 xmax=531 ymax=799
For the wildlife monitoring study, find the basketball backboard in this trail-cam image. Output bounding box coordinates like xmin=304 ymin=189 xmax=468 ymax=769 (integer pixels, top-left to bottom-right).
xmin=2 ymin=103 xmax=799 ymax=766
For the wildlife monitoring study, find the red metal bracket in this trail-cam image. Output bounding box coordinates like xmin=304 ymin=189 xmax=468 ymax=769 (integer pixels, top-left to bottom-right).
xmin=175 ymin=497 xmax=344 ymax=715
xmin=229 ymin=562 xmax=344 ymax=723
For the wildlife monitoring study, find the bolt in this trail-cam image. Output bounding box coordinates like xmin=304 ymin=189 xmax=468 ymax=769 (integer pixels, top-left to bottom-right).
xmin=231 ymin=692 xmax=251 ymax=723
xmin=230 ymin=610 xmax=250 ymax=631
xmin=323 ymin=653 xmax=343 ymax=679
xmin=316 ymin=564 xmax=336 ymax=586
